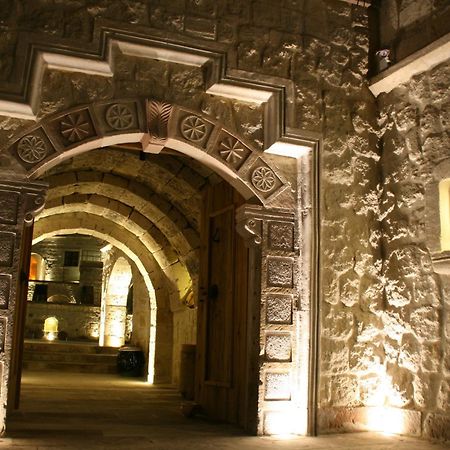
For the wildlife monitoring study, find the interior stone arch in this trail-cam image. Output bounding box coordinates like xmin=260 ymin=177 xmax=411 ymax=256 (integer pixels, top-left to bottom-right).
xmin=43 ymin=174 xmax=199 ymax=272
xmin=32 ymin=213 xmax=185 ymax=384
xmin=38 ymin=199 xmax=188 ymax=279
xmin=4 ymin=98 xmax=296 ymax=210
xmin=3 ymin=94 xmax=300 ymax=435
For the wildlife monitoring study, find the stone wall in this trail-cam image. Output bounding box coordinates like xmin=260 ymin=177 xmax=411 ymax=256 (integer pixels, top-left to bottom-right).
xmin=377 ymin=60 xmax=450 ymax=440
xmin=378 ymin=0 xmax=450 ymax=63
xmin=0 ymin=0 xmax=381 ymax=430
xmin=0 ymin=0 xmax=447 ymax=439
xmin=25 ymin=303 xmax=100 ymax=341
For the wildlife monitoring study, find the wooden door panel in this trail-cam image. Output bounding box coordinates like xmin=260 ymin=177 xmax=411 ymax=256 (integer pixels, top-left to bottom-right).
xmin=196 ymin=182 xmax=250 ymax=427
xmin=205 ymin=207 xmax=234 ymax=385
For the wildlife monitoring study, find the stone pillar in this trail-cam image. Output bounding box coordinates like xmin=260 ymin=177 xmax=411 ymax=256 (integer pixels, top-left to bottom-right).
xmin=237 ymin=204 xmax=303 ymax=435
xmin=0 ymin=179 xmax=46 ymax=434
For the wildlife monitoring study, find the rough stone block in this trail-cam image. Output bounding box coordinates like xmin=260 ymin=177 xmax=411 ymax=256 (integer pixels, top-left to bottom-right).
xmin=0 ymin=189 xmax=19 ymax=225
xmin=265 ymin=372 xmax=291 ymax=400
xmin=265 ymin=333 xmax=291 ymax=362
xmin=267 ymin=257 xmax=293 ymax=288
xmin=266 ymin=295 xmax=292 ymax=324
xmin=330 ymin=375 xmax=360 ymax=406
xmin=423 ymin=412 xmax=450 ymax=441
xmin=0 ymin=232 xmax=15 ymax=267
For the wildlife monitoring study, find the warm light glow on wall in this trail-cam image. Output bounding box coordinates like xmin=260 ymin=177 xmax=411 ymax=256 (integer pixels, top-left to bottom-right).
xmin=43 ymin=317 xmax=58 ymax=341
xmin=439 ymin=179 xmax=450 ymax=250
xmin=367 ymin=406 xmax=406 ymax=435
xmin=364 ymin=370 xmax=406 ymax=435
xmin=264 ymin=407 xmax=302 ymax=436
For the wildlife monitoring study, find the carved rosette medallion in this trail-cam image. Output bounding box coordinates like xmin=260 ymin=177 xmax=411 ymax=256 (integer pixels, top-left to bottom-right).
xmin=60 ymin=113 xmax=91 ymax=142
xmin=17 ymin=135 xmax=48 ymax=163
xmin=180 ymin=115 xmax=207 ymax=142
xmin=251 ymin=166 xmax=276 ymax=192
xmin=106 ymin=104 xmax=134 ymax=130
xmin=219 ymin=137 xmax=245 ymax=164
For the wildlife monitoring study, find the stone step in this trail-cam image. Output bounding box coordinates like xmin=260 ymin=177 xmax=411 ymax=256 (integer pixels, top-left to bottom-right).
xmin=22 ymin=360 xmax=117 ymax=374
xmin=23 ymin=340 xmax=118 ymax=355
xmin=23 ymin=351 xmax=117 ymax=364
xmin=22 ymin=339 xmax=119 ymax=374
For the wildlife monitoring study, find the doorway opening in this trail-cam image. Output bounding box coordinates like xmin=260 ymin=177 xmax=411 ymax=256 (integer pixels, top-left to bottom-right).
xmin=3 ymin=98 xmax=314 ymax=437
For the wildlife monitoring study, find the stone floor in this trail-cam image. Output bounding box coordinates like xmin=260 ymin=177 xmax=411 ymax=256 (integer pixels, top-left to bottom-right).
xmin=1 ymin=370 xmax=448 ymax=449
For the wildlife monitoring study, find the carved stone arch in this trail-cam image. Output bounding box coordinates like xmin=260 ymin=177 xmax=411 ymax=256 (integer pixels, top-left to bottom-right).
xmin=4 ymin=98 xmax=295 ymax=210
xmin=32 ymin=217 xmax=173 ymax=385
xmin=1 ymin=96 xmax=318 ymax=438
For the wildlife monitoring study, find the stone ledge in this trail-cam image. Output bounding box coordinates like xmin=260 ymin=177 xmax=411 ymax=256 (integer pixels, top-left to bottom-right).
xmin=369 ymin=32 xmax=450 ymax=97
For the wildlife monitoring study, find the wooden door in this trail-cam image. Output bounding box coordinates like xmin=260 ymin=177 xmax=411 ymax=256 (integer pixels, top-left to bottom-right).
xmin=196 ymin=182 xmax=251 ymax=428
xmin=8 ymin=222 xmax=33 ymax=411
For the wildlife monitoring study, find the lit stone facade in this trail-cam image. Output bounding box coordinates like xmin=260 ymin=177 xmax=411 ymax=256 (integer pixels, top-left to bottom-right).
xmin=0 ymin=0 xmax=447 ymax=441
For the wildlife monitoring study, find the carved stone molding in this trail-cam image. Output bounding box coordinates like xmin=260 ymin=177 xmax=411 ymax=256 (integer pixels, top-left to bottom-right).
xmin=145 ymin=100 xmax=173 ymax=153
xmin=0 ymin=22 xmax=318 ymax=156
xmin=0 ymin=180 xmax=47 ymax=226
xmin=236 ymin=204 xmax=296 ymax=247
xmin=5 ymin=99 xmax=295 ymax=207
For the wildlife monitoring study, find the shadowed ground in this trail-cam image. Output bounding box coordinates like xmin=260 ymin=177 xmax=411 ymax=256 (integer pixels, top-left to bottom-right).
xmin=2 ymin=371 xmax=448 ymax=450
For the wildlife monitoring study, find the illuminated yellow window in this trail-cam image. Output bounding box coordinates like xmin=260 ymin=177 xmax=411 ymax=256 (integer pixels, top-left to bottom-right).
xmin=439 ymin=179 xmax=450 ymax=251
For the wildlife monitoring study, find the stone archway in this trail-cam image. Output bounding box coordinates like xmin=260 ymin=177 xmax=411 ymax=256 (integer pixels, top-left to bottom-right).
xmin=0 ymin=98 xmax=312 ymax=436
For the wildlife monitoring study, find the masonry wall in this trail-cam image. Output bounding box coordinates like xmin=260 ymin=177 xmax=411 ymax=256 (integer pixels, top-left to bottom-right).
xmin=377 ymin=61 xmax=450 ymax=440
xmin=0 ymin=0 xmax=447 ymax=439
xmin=25 ymin=303 xmax=100 ymax=341
xmin=0 ymin=0 xmax=380 ymax=428
xmin=378 ymin=0 xmax=450 ymax=63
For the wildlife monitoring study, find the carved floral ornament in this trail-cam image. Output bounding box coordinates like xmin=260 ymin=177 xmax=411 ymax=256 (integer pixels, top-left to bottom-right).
xmin=105 ymin=104 xmax=134 ymax=130
xmin=147 ymin=101 xmax=172 ymax=143
xmin=251 ymin=166 xmax=277 ymax=192
xmin=219 ymin=136 xmax=245 ymax=164
xmin=180 ymin=115 xmax=207 ymax=142
xmin=17 ymin=135 xmax=48 ymax=163
xmin=60 ymin=113 xmax=91 ymax=142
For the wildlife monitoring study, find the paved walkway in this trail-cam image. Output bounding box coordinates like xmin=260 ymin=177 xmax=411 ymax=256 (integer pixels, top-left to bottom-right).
xmin=1 ymin=371 xmax=448 ymax=449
